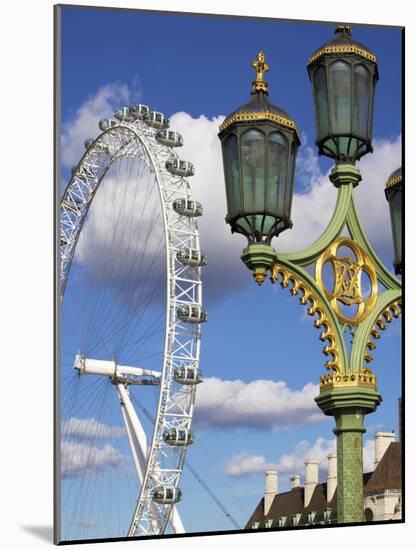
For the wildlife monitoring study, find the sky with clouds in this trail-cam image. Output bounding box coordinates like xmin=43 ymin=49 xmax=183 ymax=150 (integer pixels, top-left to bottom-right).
xmin=59 ymin=6 xmax=402 ymax=541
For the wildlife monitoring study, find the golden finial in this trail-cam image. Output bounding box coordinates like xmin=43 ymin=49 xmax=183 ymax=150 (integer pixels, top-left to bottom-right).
xmin=251 ymin=51 xmax=269 ymax=95
xmin=335 ymin=24 xmax=352 ymax=36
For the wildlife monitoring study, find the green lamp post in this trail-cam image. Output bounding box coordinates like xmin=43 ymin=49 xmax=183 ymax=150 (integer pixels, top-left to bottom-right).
xmin=385 ymin=167 xmax=403 ymax=275
xmin=219 ymin=27 xmax=402 ymax=525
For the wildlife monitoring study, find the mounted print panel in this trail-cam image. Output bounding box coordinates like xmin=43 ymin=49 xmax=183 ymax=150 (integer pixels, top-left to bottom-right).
xmin=55 ymin=4 xmax=403 ymax=544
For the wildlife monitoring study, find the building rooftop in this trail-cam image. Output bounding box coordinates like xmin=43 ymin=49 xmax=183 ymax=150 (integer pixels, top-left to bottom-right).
xmin=246 ymin=440 xmax=401 ymax=529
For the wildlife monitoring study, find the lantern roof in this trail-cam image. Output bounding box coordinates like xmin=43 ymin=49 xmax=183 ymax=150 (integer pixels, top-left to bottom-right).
xmin=219 ymin=51 xmax=300 ymax=142
xmin=386 ymin=167 xmax=402 ymax=189
xmin=308 ymin=25 xmax=378 ymax=70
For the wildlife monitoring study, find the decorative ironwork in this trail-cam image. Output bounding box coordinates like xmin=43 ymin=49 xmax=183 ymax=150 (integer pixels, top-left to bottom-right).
xmin=218 ymin=110 xmax=297 ymax=132
xmin=307 ymin=43 xmax=377 ymax=66
xmin=320 ymin=370 xmax=377 ymax=391
xmin=271 ymin=264 xmax=342 ymax=373
xmin=315 ymin=237 xmax=378 ymax=325
xmin=364 ymin=299 xmax=402 ymax=363
xmin=385 ymin=174 xmax=403 ymax=189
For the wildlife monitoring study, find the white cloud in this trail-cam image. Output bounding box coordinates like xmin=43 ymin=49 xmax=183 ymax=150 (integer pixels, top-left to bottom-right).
xmin=169 ymin=112 xmax=249 ymax=297
xmin=62 ymin=417 xmax=126 ymax=440
xmin=193 ymin=377 xmax=323 ymax=430
xmin=363 ymin=438 xmax=375 ymax=473
xmin=276 ymin=134 xmax=401 ymax=254
xmin=275 ymin=437 xmax=336 ymax=476
xmin=61 ymin=440 xmax=127 ymax=478
xmin=225 ymin=451 xmax=278 ymax=477
xmin=74 ymin=168 xmax=166 ymax=309
xmin=355 ymin=135 xmax=402 ymax=249
xmin=225 ymin=435 xmax=376 ymax=479
xmin=61 ymin=82 xmax=137 ymax=169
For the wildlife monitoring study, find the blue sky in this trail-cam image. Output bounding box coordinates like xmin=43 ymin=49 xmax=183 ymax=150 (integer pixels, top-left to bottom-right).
xmin=59 ymin=6 xmax=402 ymax=542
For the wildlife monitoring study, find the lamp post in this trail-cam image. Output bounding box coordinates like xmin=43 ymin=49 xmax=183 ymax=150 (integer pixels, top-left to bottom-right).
xmin=385 ymin=167 xmax=403 ymax=275
xmin=219 ymin=27 xmax=402 ymax=524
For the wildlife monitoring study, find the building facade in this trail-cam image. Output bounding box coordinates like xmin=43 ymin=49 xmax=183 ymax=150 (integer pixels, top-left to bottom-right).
xmin=246 ymin=432 xmax=402 ymax=529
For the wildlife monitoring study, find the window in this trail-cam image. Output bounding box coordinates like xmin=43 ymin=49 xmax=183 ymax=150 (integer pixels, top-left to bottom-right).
xmin=364 ymin=508 xmax=374 ymax=522
xmin=278 ymin=517 xmax=287 ymax=528
xmin=307 ymin=511 xmax=316 ymax=524
xmin=265 ymin=519 xmax=273 ymax=528
xmin=252 ymin=522 xmax=260 ymax=529
xmin=323 ymin=508 xmax=332 ymax=523
xmin=292 ymin=513 xmax=301 ymax=526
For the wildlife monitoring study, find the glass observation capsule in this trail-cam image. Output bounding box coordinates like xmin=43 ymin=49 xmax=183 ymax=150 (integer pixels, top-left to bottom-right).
xmin=113 ymin=106 xmax=134 ymax=122
xmin=172 ymin=198 xmax=203 ymax=217
xmin=219 ymin=51 xmax=300 ymax=246
xmin=152 ymin=486 xmax=182 ymax=504
xmin=176 ymin=248 xmax=207 ymax=267
xmin=307 ymin=25 xmax=378 ymax=163
xmin=385 ymin=167 xmax=402 ymax=275
xmin=177 ymin=304 xmax=207 ymax=324
xmin=60 ymin=236 xmax=69 ymax=246
xmin=128 ymin=104 xmax=150 ymax=120
xmin=166 ymin=158 xmax=195 ymax=177
xmin=99 ymin=118 xmax=118 ymax=132
xmin=173 ymin=366 xmax=202 ymax=385
xmin=163 ymin=428 xmax=193 ymax=446
xmin=156 ymin=130 xmax=184 ymax=147
xmin=84 ymin=138 xmax=109 ymax=154
xmin=143 ymin=111 xmax=170 ymax=129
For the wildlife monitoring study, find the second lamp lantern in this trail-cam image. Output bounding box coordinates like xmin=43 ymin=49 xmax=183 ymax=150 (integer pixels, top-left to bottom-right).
xmin=308 ymin=25 xmax=378 ymax=164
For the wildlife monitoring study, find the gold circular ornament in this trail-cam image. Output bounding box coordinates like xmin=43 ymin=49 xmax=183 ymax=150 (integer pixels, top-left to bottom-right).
xmin=315 ymin=237 xmax=378 ymax=325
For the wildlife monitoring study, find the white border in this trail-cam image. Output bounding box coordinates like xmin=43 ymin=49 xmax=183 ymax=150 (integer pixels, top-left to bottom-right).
xmin=2 ymin=1 xmax=412 ymax=549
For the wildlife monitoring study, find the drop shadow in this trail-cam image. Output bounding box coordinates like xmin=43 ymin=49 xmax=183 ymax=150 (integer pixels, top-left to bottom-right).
xmin=21 ymin=525 xmax=53 ymax=543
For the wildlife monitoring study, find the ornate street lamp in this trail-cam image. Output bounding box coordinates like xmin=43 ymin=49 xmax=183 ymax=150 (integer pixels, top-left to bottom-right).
xmin=219 ymin=27 xmax=401 ymax=526
xmin=308 ymin=25 xmax=378 ymax=164
xmin=385 ymin=167 xmax=403 ymax=275
xmin=218 ymin=51 xmax=300 ymax=285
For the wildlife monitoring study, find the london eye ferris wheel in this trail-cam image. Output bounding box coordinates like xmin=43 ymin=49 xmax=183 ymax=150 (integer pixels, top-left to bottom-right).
xmin=59 ymin=103 xmax=206 ymax=540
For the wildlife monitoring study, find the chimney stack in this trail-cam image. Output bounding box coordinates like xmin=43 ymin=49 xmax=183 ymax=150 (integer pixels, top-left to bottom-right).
xmin=327 ymin=453 xmax=337 ymax=502
xmin=374 ymin=432 xmax=396 ymax=468
xmin=264 ymin=470 xmax=278 ymax=515
xmin=304 ymin=460 xmax=319 ymax=507
xmin=290 ymin=474 xmax=301 ymax=489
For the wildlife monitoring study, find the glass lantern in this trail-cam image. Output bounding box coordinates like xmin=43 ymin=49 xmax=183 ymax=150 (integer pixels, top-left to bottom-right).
xmin=308 ymin=25 xmax=378 ymax=164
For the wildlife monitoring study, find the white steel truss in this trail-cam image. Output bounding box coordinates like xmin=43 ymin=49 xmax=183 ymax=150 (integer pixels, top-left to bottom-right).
xmin=60 ymin=113 xmax=204 ymax=537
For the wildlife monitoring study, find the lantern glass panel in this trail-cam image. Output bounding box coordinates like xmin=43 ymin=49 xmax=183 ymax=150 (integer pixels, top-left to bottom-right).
xmin=389 ymin=188 xmax=402 ymax=267
xmin=314 ymin=65 xmax=329 ymax=139
xmin=241 ymin=129 xmax=266 ymax=212
xmin=268 ymin=131 xmax=288 ymax=215
xmin=330 ymin=61 xmax=352 ymax=135
xmin=353 ymin=64 xmax=370 ymax=137
xmin=224 ymin=133 xmax=240 ymax=218
xmin=286 ymin=143 xmax=296 ymax=213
